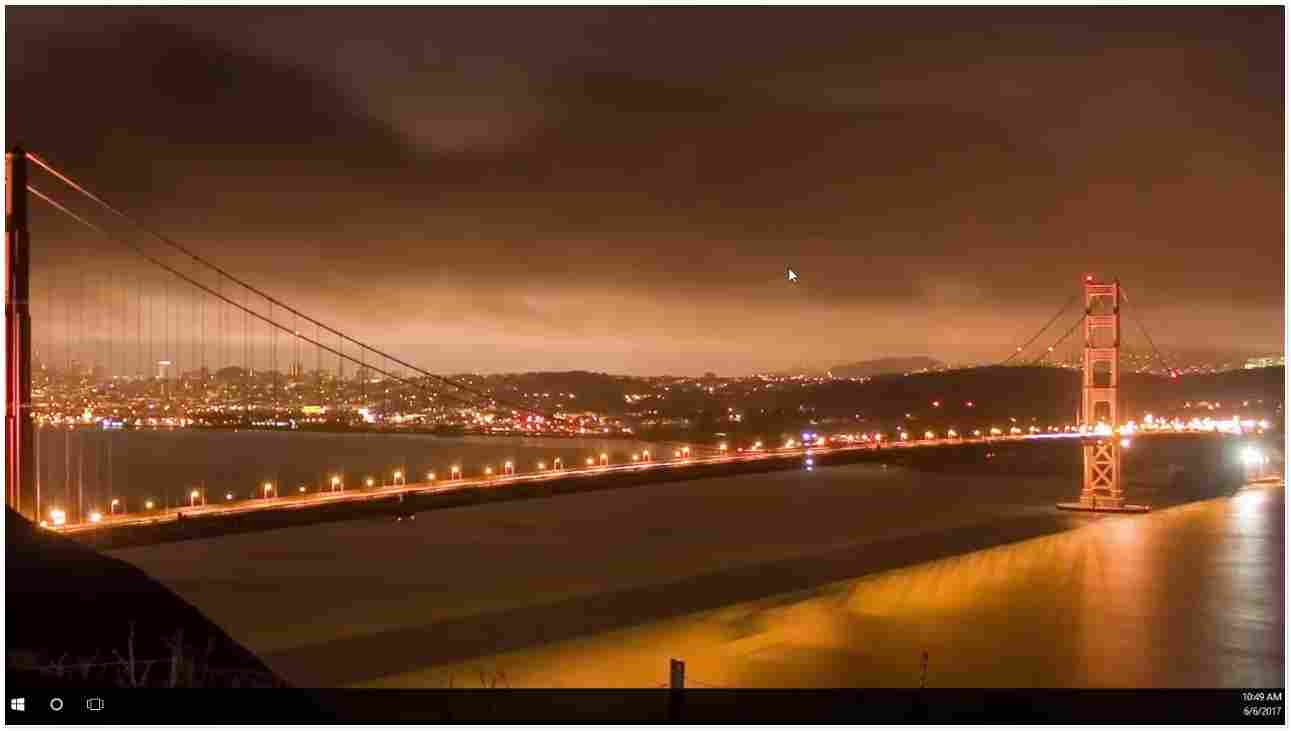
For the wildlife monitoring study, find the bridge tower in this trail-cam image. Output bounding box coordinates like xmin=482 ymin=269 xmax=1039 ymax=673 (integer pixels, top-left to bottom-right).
xmin=5 ymin=146 xmax=33 ymax=519
xmin=1058 ymin=275 xmax=1149 ymax=513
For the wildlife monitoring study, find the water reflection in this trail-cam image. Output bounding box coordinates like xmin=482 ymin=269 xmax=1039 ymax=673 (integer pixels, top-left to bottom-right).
xmin=372 ymin=485 xmax=1283 ymax=688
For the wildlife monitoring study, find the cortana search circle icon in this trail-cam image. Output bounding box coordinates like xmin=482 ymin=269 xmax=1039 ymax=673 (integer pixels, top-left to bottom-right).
xmin=49 ymin=698 xmax=64 ymax=712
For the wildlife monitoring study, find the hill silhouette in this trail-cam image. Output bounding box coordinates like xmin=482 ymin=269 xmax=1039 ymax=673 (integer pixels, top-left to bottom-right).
xmin=6 ymin=508 xmax=285 ymax=687
xmin=794 ymin=365 xmax=1283 ymax=428
xmin=827 ymin=356 xmax=943 ymax=379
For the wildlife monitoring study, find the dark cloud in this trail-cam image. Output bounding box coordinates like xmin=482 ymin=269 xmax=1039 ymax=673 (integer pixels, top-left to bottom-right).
xmin=6 ymin=7 xmax=1283 ymax=374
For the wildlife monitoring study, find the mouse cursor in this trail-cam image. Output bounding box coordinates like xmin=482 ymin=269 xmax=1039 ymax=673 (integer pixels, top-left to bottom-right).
xmin=786 ymin=267 xmax=799 ymax=284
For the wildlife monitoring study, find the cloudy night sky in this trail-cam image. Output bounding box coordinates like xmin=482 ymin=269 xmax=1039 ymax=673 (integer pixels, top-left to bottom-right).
xmin=6 ymin=7 xmax=1283 ymax=375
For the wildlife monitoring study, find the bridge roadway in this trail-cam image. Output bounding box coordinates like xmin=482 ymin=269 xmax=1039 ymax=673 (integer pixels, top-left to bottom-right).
xmin=54 ymin=429 xmax=1225 ymax=537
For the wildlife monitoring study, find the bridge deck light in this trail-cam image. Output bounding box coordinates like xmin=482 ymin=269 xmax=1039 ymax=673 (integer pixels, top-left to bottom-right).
xmin=1241 ymin=447 xmax=1263 ymax=467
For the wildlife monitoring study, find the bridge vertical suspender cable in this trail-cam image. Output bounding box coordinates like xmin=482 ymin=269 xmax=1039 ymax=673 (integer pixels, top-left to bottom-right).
xmin=77 ymin=238 xmax=84 ymax=385
xmin=269 ymin=300 xmax=276 ymax=413
xmin=25 ymin=152 xmax=556 ymax=422
xmin=106 ymin=265 xmax=112 ymax=383
xmin=164 ymin=267 xmax=170 ymax=396
xmin=29 ymin=153 xmax=720 ymax=455
xmin=26 ymin=185 xmax=493 ymax=413
xmin=242 ymin=284 xmax=249 ymax=419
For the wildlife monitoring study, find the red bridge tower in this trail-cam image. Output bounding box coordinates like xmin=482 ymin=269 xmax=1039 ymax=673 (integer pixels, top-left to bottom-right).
xmin=1058 ymin=275 xmax=1149 ymax=513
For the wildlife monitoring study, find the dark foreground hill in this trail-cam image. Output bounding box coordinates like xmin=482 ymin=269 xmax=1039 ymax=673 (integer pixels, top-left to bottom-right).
xmin=6 ymin=508 xmax=285 ymax=688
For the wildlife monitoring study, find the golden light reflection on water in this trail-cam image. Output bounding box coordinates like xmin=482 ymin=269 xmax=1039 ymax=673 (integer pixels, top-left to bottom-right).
xmin=369 ymin=483 xmax=1283 ymax=689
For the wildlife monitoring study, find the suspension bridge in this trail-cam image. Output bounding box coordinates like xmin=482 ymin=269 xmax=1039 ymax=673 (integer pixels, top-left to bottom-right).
xmin=3 ymin=147 xmax=1266 ymax=540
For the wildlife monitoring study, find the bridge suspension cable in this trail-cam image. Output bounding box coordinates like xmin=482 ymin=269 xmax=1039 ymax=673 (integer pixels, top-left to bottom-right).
xmin=999 ymin=292 xmax=1080 ymax=365
xmin=24 ymin=152 xmax=558 ymax=422
xmin=1119 ymin=287 xmax=1178 ymax=378
xmin=27 ymin=185 xmax=484 ymax=412
xmin=1030 ymin=311 xmax=1085 ymax=366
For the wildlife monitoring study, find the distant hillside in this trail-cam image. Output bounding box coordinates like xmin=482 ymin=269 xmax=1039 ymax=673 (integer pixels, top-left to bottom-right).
xmin=6 ymin=509 xmax=286 ymax=687
xmin=828 ymin=356 xmax=943 ymax=379
xmin=792 ymin=365 xmax=1284 ymax=431
xmin=483 ymin=370 xmax=638 ymax=414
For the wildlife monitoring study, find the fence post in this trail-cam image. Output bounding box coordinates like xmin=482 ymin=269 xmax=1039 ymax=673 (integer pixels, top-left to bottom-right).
xmin=668 ymin=658 xmax=685 ymax=721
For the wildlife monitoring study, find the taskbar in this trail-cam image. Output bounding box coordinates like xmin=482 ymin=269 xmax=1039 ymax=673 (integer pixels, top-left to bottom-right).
xmin=3 ymin=688 xmax=1284 ymax=724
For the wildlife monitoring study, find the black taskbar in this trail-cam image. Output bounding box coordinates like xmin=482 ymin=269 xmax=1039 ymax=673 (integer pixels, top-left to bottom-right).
xmin=2 ymin=688 xmax=1284 ymax=724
